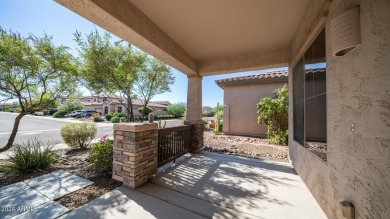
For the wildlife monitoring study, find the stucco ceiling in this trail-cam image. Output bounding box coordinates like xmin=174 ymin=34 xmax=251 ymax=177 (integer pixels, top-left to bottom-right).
xmin=129 ymin=0 xmax=311 ymax=61
xmin=55 ymin=0 xmax=315 ymax=75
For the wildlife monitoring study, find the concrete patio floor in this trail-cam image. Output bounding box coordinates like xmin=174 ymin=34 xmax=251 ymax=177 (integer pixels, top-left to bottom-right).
xmin=61 ymin=152 xmax=327 ymax=219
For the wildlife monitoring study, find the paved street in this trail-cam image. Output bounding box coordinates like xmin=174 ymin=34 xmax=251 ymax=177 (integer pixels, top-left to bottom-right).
xmin=0 ymin=112 xmax=185 ymax=146
xmin=0 ymin=112 xmax=114 ymax=145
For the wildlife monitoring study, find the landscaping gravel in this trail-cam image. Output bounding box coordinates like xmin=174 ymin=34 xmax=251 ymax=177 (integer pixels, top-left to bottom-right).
xmin=203 ymin=131 xmax=289 ymax=162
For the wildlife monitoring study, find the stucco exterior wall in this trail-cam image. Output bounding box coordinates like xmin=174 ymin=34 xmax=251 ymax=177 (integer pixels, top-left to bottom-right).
xmin=288 ymin=0 xmax=390 ymax=218
xmin=223 ymin=82 xmax=287 ymax=137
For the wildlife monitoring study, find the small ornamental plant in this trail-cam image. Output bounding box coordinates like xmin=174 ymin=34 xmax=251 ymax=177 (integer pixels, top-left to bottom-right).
xmin=89 ymin=134 xmax=113 ymax=174
xmin=60 ymin=123 xmax=97 ymax=148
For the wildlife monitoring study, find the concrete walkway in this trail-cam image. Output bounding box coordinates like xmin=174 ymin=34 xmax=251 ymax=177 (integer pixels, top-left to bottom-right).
xmin=61 ymin=152 xmax=327 ymax=219
xmin=0 ymin=170 xmax=93 ymax=219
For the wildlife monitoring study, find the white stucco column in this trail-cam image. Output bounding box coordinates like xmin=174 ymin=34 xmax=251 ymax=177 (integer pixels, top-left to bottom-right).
xmin=186 ymin=75 xmax=204 ymax=152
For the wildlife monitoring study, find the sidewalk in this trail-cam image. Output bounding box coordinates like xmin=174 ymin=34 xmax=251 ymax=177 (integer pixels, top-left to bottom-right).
xmin=0 ymin=170 xmax=93 ymax=219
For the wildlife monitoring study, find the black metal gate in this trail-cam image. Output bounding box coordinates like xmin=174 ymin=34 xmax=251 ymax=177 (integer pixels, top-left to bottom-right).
xmin=157 ymin=125 xmax=192 ymax=167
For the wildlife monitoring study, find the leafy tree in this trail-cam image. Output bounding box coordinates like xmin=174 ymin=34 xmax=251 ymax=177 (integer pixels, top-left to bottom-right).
xmin=0 ymin=28 xmax=77 ymax=152
xmin=257 ymin=85 xmax=288 ymax=145
xmin=59 ymin=98 xmax=84 ymax=114
xmin=32 ymin=93 xmax=58 ymax=112
xmin=74 ymin=30 xmax=146 ymax=122
xmin=134 ymin=57 xmax=174 ymax=118
xmin=167 ymin=102 xmax=186 ymax=118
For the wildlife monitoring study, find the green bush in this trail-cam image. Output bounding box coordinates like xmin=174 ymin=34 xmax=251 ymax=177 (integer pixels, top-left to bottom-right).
xmin=105 ymin=114 xmax=113 ymax=121
xmin=120 ymin=117 xmax=126 ymax=122
xmin=93 ymin=116 xmax=105 ymax=122
xmin=167 ymin=102 xmax=186 ymax=118
xmin=111 ymin=117 xmax=120 ymax=123
xmin=257 ymin=85 xmax=288 ymax=145
xmin=6 ymin=138 xmax=58 ymax=173
xmin=156 ymin=115 xmax=176 ymax=120
xmin=137 ymin=106 xmax=153 ymax=115
xmin=53 ymin=110 xmax=67 ymax=118
xmin=89 ymin=135 xmax=113 ymax=174
xmin=203 ymin=119 xmax=209 ymax=128
xmin=213 ymin=103 xmax=223 ymax=133
xmin=113 ymin=112 xmax=127 ymax=118
xmin=60 ymin=123 xmax=97 ymax=148
xmin=76 ymin=114 xmax=82 ymax=119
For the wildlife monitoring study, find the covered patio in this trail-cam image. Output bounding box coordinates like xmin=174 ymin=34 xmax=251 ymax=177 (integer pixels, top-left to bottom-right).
xmin=61 ymin=152 xmax=326 ymax=219
xmin=55 ymin=0 xmax=390 ymax=218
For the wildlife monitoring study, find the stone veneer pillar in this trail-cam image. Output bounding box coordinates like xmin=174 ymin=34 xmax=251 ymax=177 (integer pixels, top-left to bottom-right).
xmin=112 ymin=123 xmax=158 ymax=188
xmin=185 ymin=120 xmax=204 ymax=153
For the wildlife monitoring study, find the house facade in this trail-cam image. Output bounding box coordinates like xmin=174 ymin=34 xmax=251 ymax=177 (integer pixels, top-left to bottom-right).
xmin=73 ymin=96 xmax=170 ymax=116
xmin=56 ymin=0 xmax=390 ymax=218
xmin=216 ymin=70 xmax=288 ymax=137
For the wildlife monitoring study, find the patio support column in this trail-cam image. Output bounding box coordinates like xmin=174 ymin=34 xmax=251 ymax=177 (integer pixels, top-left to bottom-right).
xmin=185 ymin=75 xmax=204 ymax=153
xmin=112 ymin=123 xmax=158 ymax=188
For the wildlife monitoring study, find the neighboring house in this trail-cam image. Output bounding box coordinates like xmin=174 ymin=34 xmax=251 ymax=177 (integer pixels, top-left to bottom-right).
xmin=74 ymin=96 xmax=170 ymax=116
xmin=216 ymin=70 xmax=288 ymax=137
xmin=150 ymin=101 xmax=171 ymax=106
xmin=217 ymin=68 xmax=326 ymax=141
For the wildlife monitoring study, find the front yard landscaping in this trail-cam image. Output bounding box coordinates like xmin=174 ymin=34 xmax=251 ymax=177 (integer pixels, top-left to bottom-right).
xmin=0 ymin=147 xmax=121 ymax=210
xmin=203 ymin=131 xmax=289 ymax=162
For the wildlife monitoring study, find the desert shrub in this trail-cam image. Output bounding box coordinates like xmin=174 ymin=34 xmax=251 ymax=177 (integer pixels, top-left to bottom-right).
xmin=7 ymin=138 xmax=58 ymax=173
xmin=93 ymin=116 xmax=105 ymax=122
xmin=105 ymin=114 xmax=112 ymax=121
xmin=213 ymin=103 xmax=223 ymax=133
xmin=137 ymin=106 xmax=153 ymax=115
xmin=257 ymin=85 xmax=288 ymax=145
xmin=60 ymin=123 xmax=97 ymax=148
xmin=111 ymin=117 xmax=120 ymax=123
xmin=113 ymin=112 xmax=127 ymax=118
xmin=89 ymin=135 xmax=113 ymax=174
xmin=167 ymin=102 xmax=186 ymax=118
xmin=53 ymin=110 xmax=67 ymax=118
xmin=120 ymin=117 xmax=126 ymax=122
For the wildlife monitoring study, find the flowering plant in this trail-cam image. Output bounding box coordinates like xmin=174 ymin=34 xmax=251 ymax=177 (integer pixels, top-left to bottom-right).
xmin=89 ymin=134 xmax=113 ymax=174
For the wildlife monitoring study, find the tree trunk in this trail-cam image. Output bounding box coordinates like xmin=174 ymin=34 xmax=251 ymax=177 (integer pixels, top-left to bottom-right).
xmin=126 ymin=97 xmax=134 ymax=122
xmin=142 ymin=100 xmax=149 ymax=119
xmin=0 ymin=111 xmax=26 ymax=152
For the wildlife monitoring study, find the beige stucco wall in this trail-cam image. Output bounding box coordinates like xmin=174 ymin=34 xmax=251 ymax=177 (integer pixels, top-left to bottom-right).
xmin=288 ymin=0 xmax=390 ymax=218
xmin=223 ymin=82 xmax=287 ymax=137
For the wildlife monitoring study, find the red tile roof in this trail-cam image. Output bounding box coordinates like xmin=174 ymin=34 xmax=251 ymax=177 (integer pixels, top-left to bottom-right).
xmin=216 ymin=68 xmax=325 ymax=88
xmin=216 ymin=70 xmax=288 ymax=88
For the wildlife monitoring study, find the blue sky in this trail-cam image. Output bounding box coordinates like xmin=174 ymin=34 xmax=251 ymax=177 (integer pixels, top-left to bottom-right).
xmin=0 ymin=0 xmax=287 ymax=107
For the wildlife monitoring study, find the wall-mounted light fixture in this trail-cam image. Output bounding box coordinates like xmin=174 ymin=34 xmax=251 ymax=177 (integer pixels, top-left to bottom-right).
xmin=331 ymin=7 xmax=361 ymax=56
